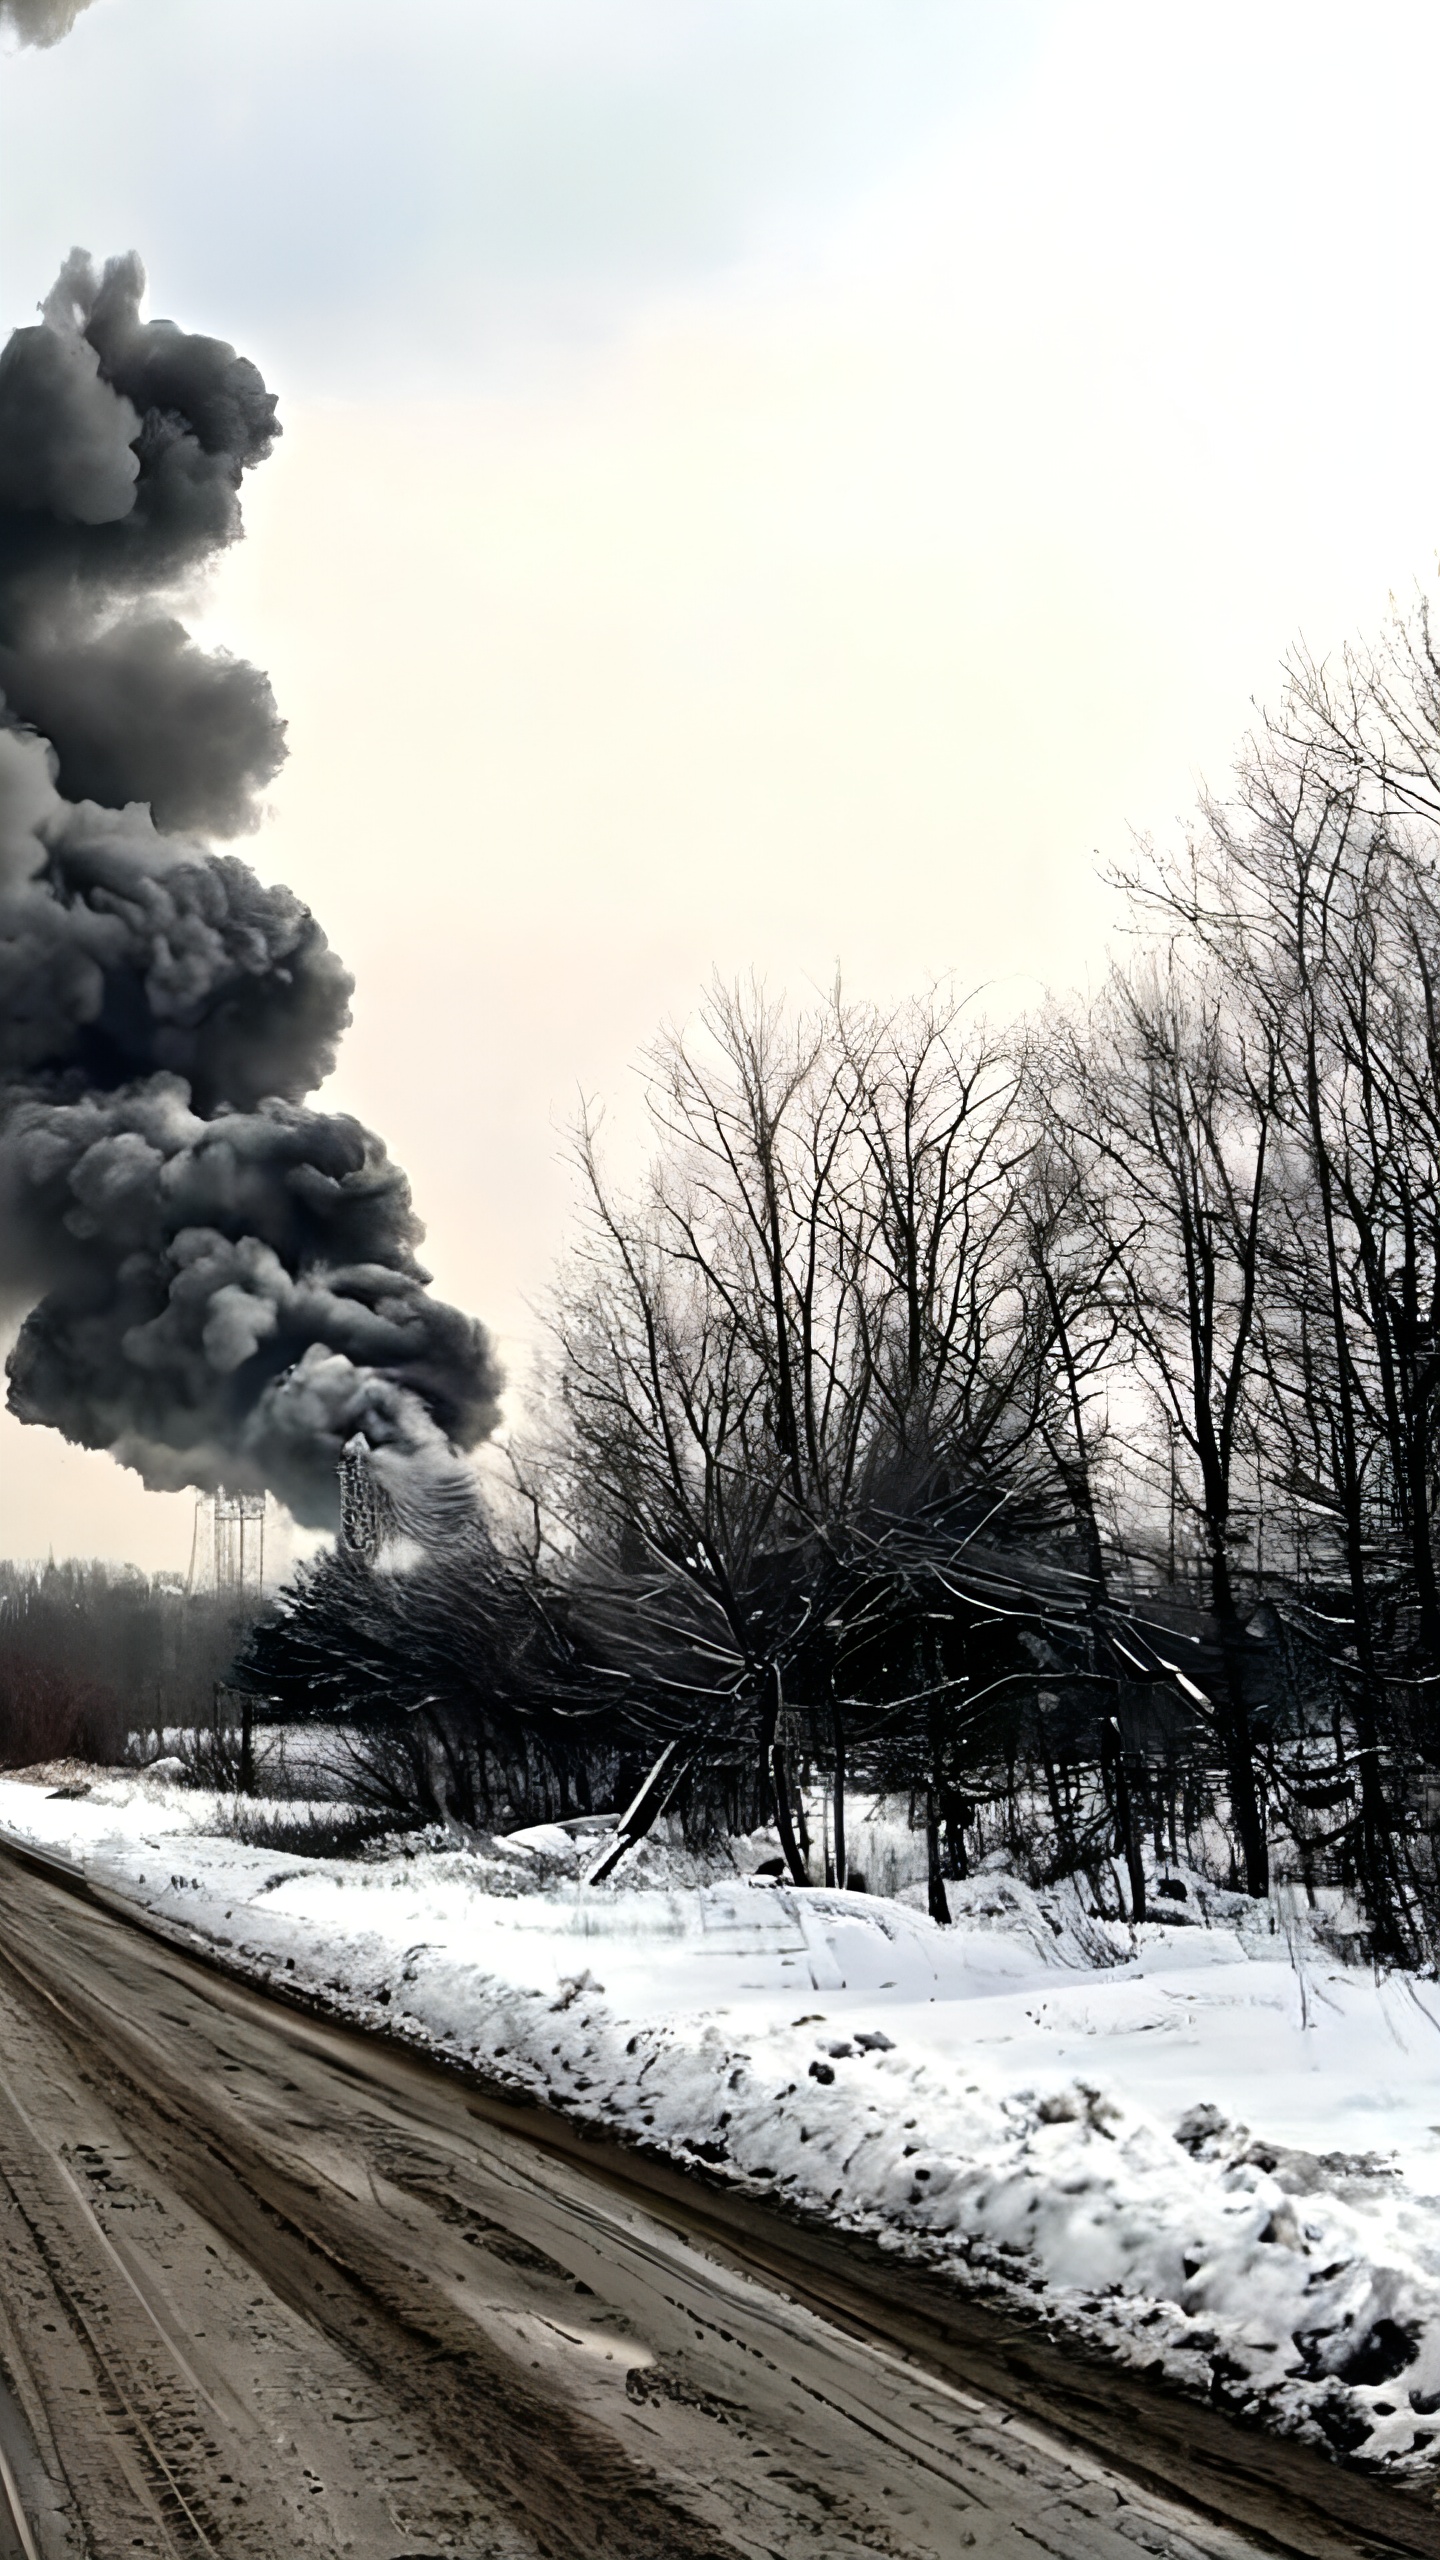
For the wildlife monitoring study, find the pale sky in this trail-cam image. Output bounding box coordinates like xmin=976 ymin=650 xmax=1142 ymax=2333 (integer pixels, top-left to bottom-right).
xmin=3 ymin=0 xmax=1439 ymax=1569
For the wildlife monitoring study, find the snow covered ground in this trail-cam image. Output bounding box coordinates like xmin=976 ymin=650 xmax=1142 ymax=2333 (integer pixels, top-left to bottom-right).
xmin=2 ymin=1768 xmax=1439 ymax=2484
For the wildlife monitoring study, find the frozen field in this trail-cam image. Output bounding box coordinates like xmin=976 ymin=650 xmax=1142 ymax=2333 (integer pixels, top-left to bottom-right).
xmin=2 ymin=1767 xmax=1439 ymax=2484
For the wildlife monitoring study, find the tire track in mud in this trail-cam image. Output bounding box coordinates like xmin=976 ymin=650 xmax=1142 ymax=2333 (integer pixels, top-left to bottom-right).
xmin=0 ymin=1941 xmax=530 ymax=2557
xmin=0 ymin=2056 xmax=245 ymax=2554
xmin=0 ymin=1838 xmax=1432 ymax=2560
xmin=0 ymin=1916 xmax=754 ymax=2559
xmin=0 ymin=2053 xmax=256 ymax=2555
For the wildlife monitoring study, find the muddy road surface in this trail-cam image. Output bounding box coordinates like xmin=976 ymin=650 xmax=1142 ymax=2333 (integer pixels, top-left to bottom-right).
xmin=0 ymin=1844 xmax=1429 ymax=2560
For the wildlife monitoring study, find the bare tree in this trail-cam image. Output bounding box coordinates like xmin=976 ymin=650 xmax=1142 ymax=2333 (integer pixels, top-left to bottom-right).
xmin=235 ymin=587 xmax=1440 ymax=1951
xmin=543 ymin=978 xmax=1060 ymax=1889
xmin=1042 ymin=956 xmax=1278 ymax=1894
xmin=1119 ymin=701 xmax=1440 ymax=1949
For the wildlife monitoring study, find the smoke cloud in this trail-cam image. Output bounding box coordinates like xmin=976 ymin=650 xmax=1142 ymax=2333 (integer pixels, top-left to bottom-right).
xmin=1 ymin=0 xmax=96 ymax=43
xmin=1 ymin=0 xmax=95 ymax=43
xmin=0 ymin=255 xmax=501 ymax=1527
xmin=0 ymin=252 xmax=287 ymax=833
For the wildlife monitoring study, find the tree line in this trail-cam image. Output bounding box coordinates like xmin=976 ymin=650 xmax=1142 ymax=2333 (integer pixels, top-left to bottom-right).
xmin=17 ymin=594 xmax=1440 ymax=1958
xmin=0 ymin=1559 xmax=251 ymax=1769
xmin=240 ymin=600 xmax=1440 ymax=1955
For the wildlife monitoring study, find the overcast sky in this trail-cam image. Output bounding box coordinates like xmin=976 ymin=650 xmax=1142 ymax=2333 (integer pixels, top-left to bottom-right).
xmin=4 ymin=0 xmax=1440 ymax=1568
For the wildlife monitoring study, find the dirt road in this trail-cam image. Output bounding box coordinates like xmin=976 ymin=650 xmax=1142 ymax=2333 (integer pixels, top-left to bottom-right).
xmin=0 ymin=1843 xmax=1429 ymax=2560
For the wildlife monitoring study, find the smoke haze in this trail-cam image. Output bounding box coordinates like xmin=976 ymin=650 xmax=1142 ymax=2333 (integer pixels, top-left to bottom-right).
xmin=1 ymin=0 xmax=95 ymax=45
xmin=0 ymin=254 xmax=501 ymax=1527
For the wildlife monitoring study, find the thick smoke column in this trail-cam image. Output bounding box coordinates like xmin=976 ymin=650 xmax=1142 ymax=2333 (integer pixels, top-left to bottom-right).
xmin=0 ymin=254 xmax=501 ymax=1527
xmin=1 ymin=0 xmax=96 ymax=43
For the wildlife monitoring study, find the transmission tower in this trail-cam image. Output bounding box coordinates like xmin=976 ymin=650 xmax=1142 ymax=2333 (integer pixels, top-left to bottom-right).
xmin=188 ymin=1488 xmax=267 ymax=1597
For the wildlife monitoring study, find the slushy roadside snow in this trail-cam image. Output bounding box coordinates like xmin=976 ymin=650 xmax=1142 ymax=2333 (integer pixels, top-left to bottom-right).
xmin=3 ymin=1767 xmax=1440 ymax=2483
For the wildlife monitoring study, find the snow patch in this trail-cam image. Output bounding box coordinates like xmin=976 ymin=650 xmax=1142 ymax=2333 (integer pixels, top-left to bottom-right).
xmin=4 ymin=1773 xmax=1439 ymax=2479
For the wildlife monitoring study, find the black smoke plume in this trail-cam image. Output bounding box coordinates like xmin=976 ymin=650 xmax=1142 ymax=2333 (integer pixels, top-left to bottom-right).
xmin=1 ymin=0 xmax=96 ymax=44
xmin=0 ymin=254 xmax=501 ymax=1527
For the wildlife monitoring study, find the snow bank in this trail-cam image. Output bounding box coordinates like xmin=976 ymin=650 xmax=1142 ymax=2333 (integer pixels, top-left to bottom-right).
xmin=4 ymin=1770 xmax=1440 ymax=2481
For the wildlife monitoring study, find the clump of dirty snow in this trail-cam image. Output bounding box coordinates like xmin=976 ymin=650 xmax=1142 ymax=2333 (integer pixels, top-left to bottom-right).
xmin=3 ymin=1773 xmax=1440 ymax=2479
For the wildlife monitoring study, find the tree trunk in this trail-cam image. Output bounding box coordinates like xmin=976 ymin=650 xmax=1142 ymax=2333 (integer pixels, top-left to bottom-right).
xmin=792 ymin=1763 xmax=812 ymax=1866
xmin=1210 ymin=1544 xmax=1269 ymax=1895
xmin=759 ymin=1661 xmax=809 ymax=1885
xmin=925 ymin=1690 xmax=951 ymax=1922
xmin=924 ymin=1787 xmax=951 ymax=1925
xmin=830 ymin=1696 xmax=848 ymax=1890
xmin=1040 ymin=1744 xmax=1073 ymax=1876
xmin=1102 ymin=1706 xmax=1146 ymax=1922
